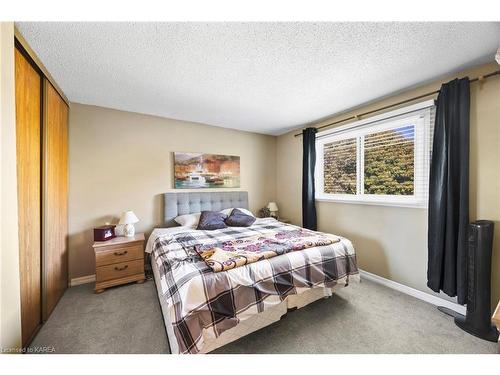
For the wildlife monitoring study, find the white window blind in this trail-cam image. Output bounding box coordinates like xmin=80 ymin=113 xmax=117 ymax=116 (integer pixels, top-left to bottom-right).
xmin=315 ymin=100 xmax=435 ymax=208
xmin=323 ymin=137 xmax=357 ymax=194
xmin=363 ymin=124 xmax=415 ymax=195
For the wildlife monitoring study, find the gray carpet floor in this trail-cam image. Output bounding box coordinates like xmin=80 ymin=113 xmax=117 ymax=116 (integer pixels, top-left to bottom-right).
xmin=30 ymin=278 xmax=498 ymax=354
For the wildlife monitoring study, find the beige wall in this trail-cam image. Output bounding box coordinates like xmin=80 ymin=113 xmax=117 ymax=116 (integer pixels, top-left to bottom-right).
xmin=0 ymin=22 xmax=22 ymax=350
xmin=68 ymin=103 xmax=277 ymax=279
xmin=277 ymin=62 xmax=500 ymax=308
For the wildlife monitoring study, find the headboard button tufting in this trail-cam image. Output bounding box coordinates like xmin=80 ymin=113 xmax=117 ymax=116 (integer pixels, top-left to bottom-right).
xmin=164 ymin=191 xmax=248 ymax=227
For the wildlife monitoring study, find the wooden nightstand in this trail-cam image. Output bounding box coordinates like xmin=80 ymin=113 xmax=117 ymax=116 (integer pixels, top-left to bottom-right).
xmin=93 ymin=233 xmax=146 ymax=293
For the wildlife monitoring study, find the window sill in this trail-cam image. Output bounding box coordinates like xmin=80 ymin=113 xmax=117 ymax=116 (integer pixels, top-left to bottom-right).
xmin=315 ymin=197 xmax=428 ymax=209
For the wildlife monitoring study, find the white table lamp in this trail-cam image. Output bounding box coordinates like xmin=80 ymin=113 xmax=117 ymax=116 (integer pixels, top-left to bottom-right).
xmin=119 ymin=211 xmax=139 ymax=237
xmin=267 ymin=202 xmax=279 ymax=218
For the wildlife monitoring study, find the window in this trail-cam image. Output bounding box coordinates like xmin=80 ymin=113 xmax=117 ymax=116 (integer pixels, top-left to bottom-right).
xmin=315 ymin=100 xmax=435 ymax=207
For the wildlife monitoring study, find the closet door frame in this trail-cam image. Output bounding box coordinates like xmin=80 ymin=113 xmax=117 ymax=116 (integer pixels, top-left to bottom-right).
xmin=15 ymin=36 xmax=70 ymax=341
xmin=14 ymin=28 xmax=69 ymax=106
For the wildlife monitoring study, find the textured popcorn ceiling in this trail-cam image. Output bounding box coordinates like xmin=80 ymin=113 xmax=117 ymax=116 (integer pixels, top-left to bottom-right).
xmin=16 ymin=22 xmax=500 ymax=135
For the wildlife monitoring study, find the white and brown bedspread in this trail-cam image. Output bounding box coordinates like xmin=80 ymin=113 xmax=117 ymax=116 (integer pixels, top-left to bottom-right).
xmin=195 ymin=227 xmax=340 ymax=272
xmin=147 ymin=218 xmax=358 ymax=354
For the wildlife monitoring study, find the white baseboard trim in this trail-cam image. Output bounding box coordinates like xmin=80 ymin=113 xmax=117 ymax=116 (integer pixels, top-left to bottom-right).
xmin=69 ymin=271 xmax=466 ymax=314
xmin=359 ymin=269 xmax=466 ymax=315
xmin=69 ymin=274 xmax=95 ymax=287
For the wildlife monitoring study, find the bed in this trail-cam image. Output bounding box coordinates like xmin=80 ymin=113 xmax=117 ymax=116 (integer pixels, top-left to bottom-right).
xmin=146 ymin=191 xmax=359 ymax=354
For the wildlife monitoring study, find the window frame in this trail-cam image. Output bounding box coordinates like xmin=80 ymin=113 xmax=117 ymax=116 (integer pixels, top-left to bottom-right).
xmin=315 ymin=101 xmax=433 ymax=208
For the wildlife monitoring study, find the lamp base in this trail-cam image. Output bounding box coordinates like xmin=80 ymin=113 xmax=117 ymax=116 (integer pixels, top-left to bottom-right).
xmin=124 ymin=223 xmax=135 ymax=237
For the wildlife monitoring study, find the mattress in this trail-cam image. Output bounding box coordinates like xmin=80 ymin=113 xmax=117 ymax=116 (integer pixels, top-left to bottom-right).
xmin=152 ymin=255 xmax=343 ymax=354
xmin=148 ymin=218 xmax=359 ymax=354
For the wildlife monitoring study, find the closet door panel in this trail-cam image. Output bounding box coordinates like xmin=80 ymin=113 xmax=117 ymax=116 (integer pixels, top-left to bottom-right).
xmin=43 ymin=80 xmax=69 ymax=320
xmin=15 ymin=48 xmax=42 ymax=346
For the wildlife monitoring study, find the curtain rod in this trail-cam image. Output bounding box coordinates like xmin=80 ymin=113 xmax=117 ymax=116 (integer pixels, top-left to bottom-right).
xmin=293 ymin=69 xmax=500 ymax=138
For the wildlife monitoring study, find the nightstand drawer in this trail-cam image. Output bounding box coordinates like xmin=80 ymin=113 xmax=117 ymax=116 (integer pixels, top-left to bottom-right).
xmin=96 ymin=259 xmax=144 ymax=282
xmin=95 ymin=242 xmax=143 ymax=266
xmin=93 ymin=233 xmax=146 ymax=293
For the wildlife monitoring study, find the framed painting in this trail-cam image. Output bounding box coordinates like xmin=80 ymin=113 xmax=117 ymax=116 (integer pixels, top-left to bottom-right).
xmin=173 ymin=152 xmax=240 ymax=189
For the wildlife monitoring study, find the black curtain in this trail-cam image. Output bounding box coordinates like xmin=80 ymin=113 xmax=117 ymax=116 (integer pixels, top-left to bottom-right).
xmin=302 ymin=127 xmax=318 ymax=230
xmin=427 ymin=78 xmax=470 ymax=305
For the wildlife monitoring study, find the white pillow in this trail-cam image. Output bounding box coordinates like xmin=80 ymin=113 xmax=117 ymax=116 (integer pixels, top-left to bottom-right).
xmin=174 ymin=213 xmax=201 ymax=228
xmin=220 ymin=208 xmax=255 ymax=217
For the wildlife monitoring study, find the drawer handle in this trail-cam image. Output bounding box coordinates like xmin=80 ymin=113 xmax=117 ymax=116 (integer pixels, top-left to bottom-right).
xmin=114 ymin=265 xmax=128 ymax=271
xmin=114 ymin=250 xmax=128 ymax=256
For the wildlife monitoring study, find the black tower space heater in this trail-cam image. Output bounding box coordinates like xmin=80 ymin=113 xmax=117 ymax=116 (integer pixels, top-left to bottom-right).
xmin=454 ymin=220 xmax=499 ymax=342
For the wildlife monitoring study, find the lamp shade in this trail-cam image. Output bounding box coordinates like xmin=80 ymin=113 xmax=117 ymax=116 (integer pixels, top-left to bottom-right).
xmin=267 ymin=202 xmax=278 ymax=212
xmin=119 ymin=211 xmax=139 ymax=225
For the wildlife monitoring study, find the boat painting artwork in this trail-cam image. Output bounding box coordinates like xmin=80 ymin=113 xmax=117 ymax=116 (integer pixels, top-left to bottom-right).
xmin=174 ymin=152 xmax=240 ymax=189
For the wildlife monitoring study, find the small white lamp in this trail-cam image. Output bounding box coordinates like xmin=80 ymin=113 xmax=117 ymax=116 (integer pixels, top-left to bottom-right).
xmin=267 ymin=202 xmax=279 ymax=218
xmin=119 ymin=211 xmax=139 ymax=237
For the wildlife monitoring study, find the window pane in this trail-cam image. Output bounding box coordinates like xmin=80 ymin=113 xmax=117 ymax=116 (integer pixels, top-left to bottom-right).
xmin=323 ymin=138 xmax=357 ymax=194
xmin=364 ymin=125 xmax=414 ymax=195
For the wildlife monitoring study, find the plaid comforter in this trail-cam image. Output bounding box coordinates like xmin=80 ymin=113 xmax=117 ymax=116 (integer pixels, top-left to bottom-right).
xmin=149 ymin=218 xmax=358 ymax=354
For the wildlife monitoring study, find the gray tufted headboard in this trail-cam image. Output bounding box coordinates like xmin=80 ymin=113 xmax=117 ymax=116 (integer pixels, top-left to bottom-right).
xmin=164 ymin=191 xmax=249 ymax=227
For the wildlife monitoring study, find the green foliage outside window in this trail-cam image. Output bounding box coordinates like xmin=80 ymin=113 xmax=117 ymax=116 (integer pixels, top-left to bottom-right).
xmin=323 ymin=125 xmax=415 ymax=196
xmin=364 ymin=126 xmax=414 ymax=195
xmin=324 ymin=138 xmax=357 ymax=194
